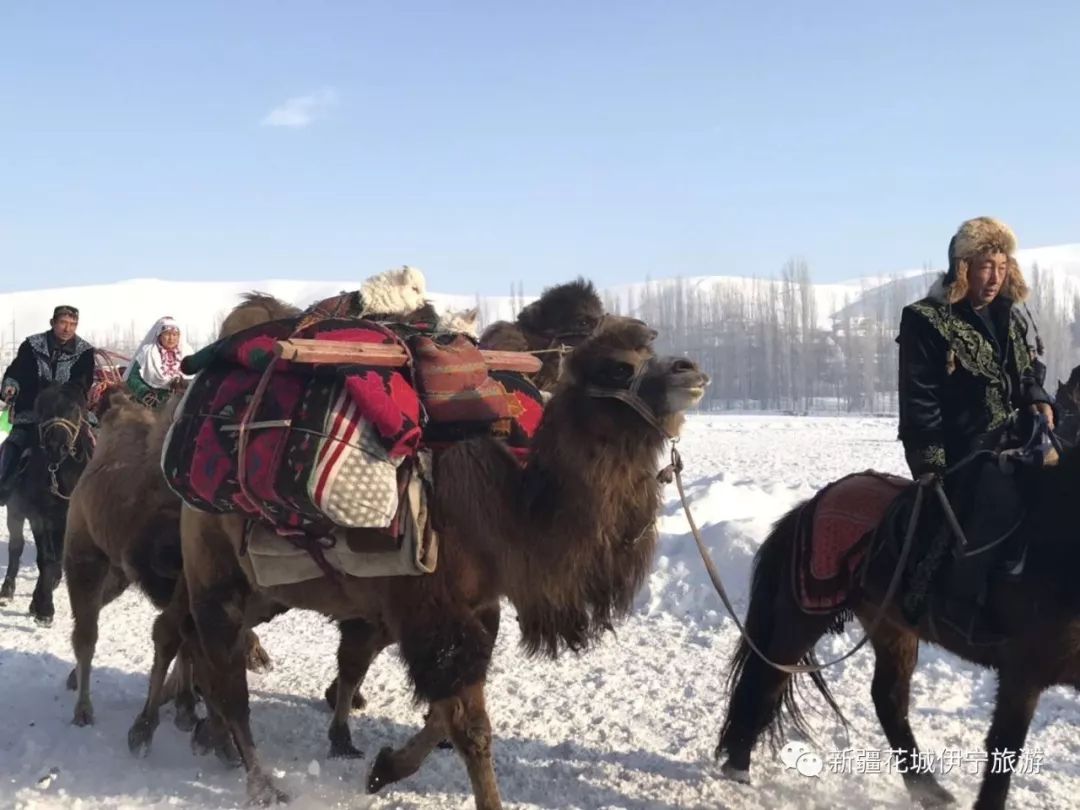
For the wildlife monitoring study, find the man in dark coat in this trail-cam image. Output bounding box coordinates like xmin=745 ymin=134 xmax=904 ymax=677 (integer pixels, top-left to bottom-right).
xmin=0 ymin=305 xmax=95 ymax=503
xmin=897 ymin=217 xmax=1053 ymax=478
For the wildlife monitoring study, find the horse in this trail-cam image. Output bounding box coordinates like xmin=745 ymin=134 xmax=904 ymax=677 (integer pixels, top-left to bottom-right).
xmin=1 ymin=382 xmax=93 ymax=625
xmin=715 ymin=453 xmax=1080 ymax=810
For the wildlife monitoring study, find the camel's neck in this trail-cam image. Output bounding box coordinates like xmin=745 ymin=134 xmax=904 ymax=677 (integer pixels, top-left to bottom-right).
xmin=502 ymin=392 xmax=667 ymax=656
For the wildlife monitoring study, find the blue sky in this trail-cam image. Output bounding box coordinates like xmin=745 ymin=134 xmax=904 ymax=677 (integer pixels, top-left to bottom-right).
xmin=2 ymin=1 xmax=1078 ymax=294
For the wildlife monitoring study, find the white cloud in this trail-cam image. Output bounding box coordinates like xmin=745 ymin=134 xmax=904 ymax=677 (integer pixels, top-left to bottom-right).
xmin=260 ymin=87 xmax=339 ymax=128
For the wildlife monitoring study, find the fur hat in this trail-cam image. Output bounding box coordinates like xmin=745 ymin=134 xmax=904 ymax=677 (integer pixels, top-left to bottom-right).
xmin=942 ymin=217 xmax=1027 ymax=303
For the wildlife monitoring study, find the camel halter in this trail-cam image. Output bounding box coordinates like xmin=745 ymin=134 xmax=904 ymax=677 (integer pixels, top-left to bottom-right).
xmin=584 ymin=357 xmax=674 ymax=441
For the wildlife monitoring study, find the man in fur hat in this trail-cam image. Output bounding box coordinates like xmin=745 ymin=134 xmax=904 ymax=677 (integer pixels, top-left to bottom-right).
xmin=897 ymin=217 xmax=1054 ymax=478
xmin=0 ymin=305 xmax=96 ymax=503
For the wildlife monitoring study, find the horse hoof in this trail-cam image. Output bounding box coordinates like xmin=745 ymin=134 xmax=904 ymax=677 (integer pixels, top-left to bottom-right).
xmin=720 ymin=761 xmax=751 ymax=785
xmin=127 ymin=717 xmax=156 ymax=758
xmin=72 ymin=702 xmax=94 ymax=727
xmin=0 ymin=579 xmax=14 ymax=603
xmin=215 ymin=734 xmax=242 ymax=769
xmin=66 ymin=668 xmax=78 ymax=691
xmin=31 ymin=611 xmax=54 ymax=628
xmin=366 ymin=746 xmax=396 ymax=794
xmin=247 ymin=774 xmax=289 ymax=806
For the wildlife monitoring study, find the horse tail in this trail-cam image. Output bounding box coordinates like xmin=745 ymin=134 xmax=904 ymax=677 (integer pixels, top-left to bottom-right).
xmin=719 ymin=499 xmax=848 ymax=753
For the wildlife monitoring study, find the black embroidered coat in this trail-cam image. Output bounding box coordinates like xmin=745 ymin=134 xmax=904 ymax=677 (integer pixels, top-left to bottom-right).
xmin=1 ymin=331 xmax=95 ymax=424
xmin=897 ymin=284 xmax=1050 ymax=476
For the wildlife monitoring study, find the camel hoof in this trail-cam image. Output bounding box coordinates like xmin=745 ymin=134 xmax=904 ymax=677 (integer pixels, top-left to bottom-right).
xmin=72 ymin=701 xmax=94 ymax=727
xmin=173 ymin=701 xmax=198 ymax=733
xmin=720 ymin=761 xmax=751 ymax=785
xmin=66 ymin=668 xmax=78 ymax=691
xmin=910 ymin=779 xmax=957 ymax=807
xmin=190 ymin=718 xmax=215 ymax=757
xmin=245 ymin=635 xmax=273 ymax=674
xmin=247 ymin=773 xmax=290 ymax=806
xmin=128 ymin=716 xmax=157 ymax=758
xmin=366 ymin=746 xmax=396 ymax=794
xmin=324 ymin=680 xmax=366 ymax=712
xmin=0 ymin=579 xmax=14 ymax=603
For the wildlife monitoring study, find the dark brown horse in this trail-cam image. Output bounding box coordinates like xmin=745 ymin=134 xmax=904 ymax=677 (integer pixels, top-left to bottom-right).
xmin=716 ymin=457 xmax=1080 ymax=810
xmin=1 ymin=383 xmax=93 ymax=624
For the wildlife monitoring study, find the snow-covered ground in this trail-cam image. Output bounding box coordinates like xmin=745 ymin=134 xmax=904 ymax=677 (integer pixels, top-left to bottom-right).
xmin=1 ymin=415 xmax=1078 ymax=809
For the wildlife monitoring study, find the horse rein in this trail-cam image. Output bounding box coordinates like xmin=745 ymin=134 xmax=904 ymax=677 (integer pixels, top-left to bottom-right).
xmin=39 ymin=414 xmax=88 ymax=500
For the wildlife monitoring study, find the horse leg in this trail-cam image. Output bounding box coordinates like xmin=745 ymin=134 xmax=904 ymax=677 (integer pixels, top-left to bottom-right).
xmin=128 ymin=583 xmax=188 ymax=756
xmin=28 ymin=514 xmax=63 ymax=626
xmin=64 ymin=544 xmax=111 ymax=726
xmin=66 ymin=566 xmax=128 ymax=690
xmin=716 ymin=598 xmax=837 ymax=781
xmin=973 ymin=670 xmax=1042 ymax=810
xmin=170 ymin=641 xmax=199 ymax=732
xmin=0 ymin=503 xmax=26 ymax=603
xmin=244 ymin=628 xmax=273 ymax=673
xmin=328 ymin=618 xmax=388 ymax=759
xmin=866 ymin=621 xmax=955 ymax=807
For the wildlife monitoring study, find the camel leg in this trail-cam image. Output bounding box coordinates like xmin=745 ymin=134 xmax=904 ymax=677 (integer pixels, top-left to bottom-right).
xmin=170 ymin=642 xmax=199 ymax=732
xmin=437 ymin=682 xmax=500 ymax=810
xmin=0 ymin=504 xmax=26 ymax=603
xmin=973 ymin=670 xmax=1042 ymax=810
xmin=372 ymin=608 xmax=500 ymax=807
xmin=66 ymin=566 xmax=129 ymax=690
xmin=244 ymin=628 xmax=273 ymax=673
xmin=866 ymin=622 xmax=956 ymax=807
xmin=367 ymin=709 xmax=449 ymax=793
xmin=128 ymin=583 xmax=188 ymax=756
xmin=64 ymin=544 xmax=111 ymax=726
xmin=186 ymin=577 xmax=284 ymax=803
xmin=328 ymin=618 xmax=388 ymax=759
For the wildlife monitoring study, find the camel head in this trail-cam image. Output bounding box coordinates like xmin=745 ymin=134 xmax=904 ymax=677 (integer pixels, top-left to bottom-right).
xmin=517 ymin=277 xmax=605 ymax=349
xmin=559 ymin=315 xmax=709 ymax=439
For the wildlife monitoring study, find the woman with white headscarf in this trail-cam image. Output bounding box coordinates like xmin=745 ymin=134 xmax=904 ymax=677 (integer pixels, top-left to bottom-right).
xmin=123 ymin=316 xmax=192 ymax=407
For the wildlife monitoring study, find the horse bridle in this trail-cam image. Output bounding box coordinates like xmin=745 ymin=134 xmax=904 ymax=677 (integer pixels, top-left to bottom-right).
xmin=39 ymin=414 xmax=87 ymax=500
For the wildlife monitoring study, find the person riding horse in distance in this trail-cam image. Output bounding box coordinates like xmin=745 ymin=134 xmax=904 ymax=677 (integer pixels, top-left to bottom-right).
xmin=0 ymin=305 xmax=95 ymax=503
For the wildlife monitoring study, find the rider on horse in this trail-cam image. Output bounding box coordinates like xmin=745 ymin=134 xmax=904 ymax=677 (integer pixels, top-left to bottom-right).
xmin=897 ymin=216 xmax=1054 ymax=478
xmin=0 ymin=305 xmax=95 ymax=504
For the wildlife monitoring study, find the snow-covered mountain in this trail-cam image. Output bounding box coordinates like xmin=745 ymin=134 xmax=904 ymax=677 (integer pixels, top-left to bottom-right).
xmin=2 ymin=244 xmax=1079 ymax=356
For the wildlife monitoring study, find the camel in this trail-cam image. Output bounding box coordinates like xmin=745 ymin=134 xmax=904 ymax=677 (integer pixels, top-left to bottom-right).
xmin=178 ymin=315 xmax=708 ymax=808
xmin=479 ymin=277 xmax=604 ymax=391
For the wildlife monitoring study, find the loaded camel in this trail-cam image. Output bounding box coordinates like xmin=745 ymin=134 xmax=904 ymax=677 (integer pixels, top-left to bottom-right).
xmin=178 ymin=315 xmax=708 ymax=808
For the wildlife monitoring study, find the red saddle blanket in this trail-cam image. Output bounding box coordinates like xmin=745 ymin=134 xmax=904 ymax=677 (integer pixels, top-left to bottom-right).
xmin=162 ymin=313 xmax=543 ymax=534
xmin=793 ymin=472 xmax=909 ymax=612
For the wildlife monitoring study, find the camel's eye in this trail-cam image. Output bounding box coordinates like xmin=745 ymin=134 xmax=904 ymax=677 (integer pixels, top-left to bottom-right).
xmin=596 ymin=360 xmax=635 ymax=387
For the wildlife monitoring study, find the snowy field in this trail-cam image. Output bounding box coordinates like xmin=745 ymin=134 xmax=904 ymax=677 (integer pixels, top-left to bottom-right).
xmin=1 ymin=414 xmax=1078 ymax=809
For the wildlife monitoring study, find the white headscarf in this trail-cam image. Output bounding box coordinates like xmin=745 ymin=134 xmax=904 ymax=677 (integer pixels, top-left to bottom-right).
xmin=123 ymin=316 xmax=193 ymax=390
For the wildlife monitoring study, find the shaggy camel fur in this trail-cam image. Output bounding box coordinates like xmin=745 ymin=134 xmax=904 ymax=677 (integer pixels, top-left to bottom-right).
xmin=179 ymin=316 xmax=708 ymax=808
xmin=479 ymin=277 xmax=604 ymax=391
